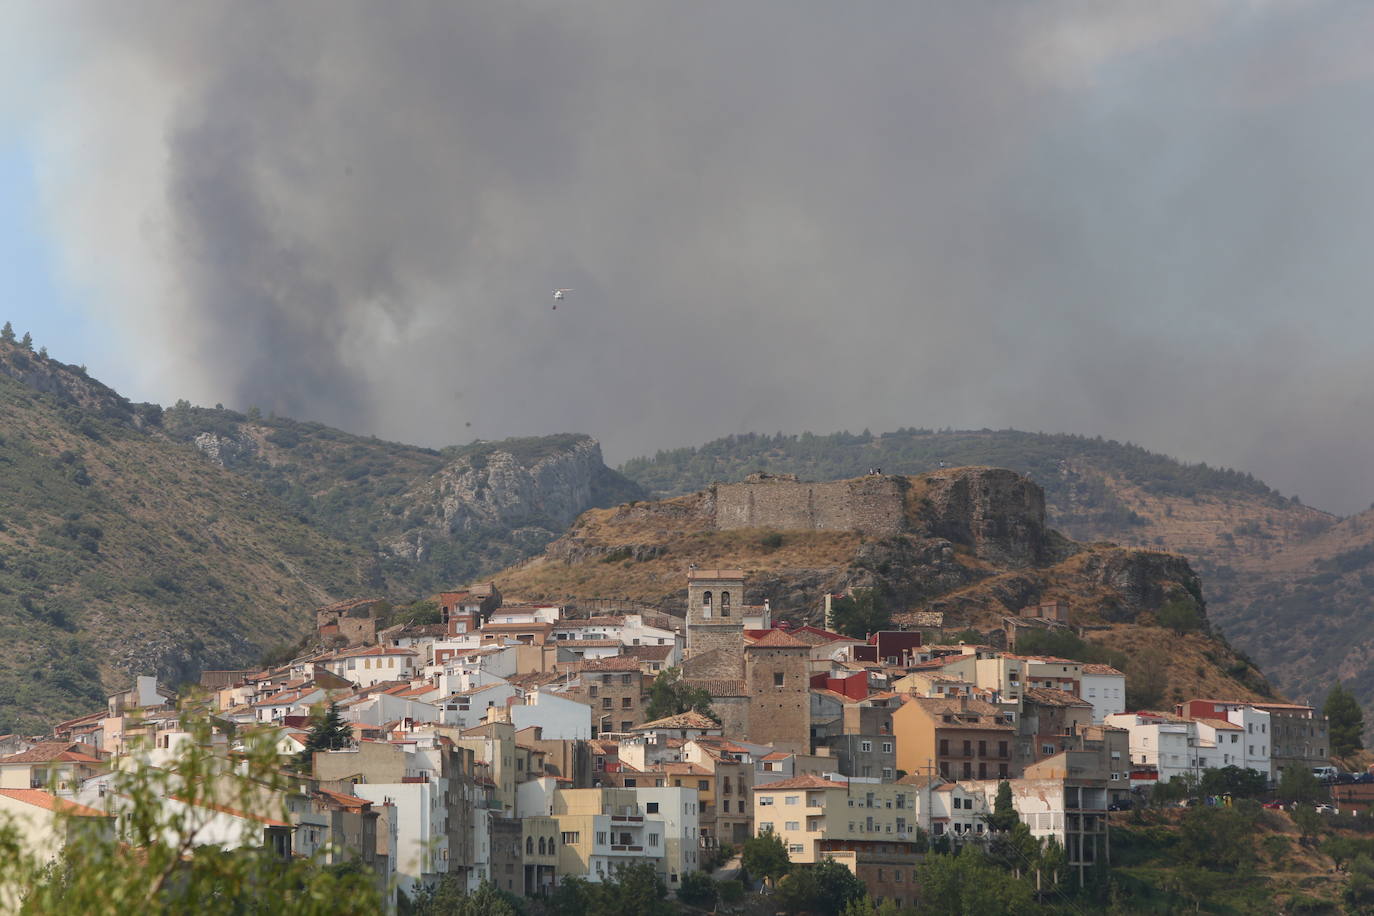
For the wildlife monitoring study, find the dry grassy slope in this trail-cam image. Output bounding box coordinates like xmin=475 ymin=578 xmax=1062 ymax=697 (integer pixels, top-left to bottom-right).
xmin=494 ymin=474 xmax=1270 ymax=704
xmin=0 ymin=348 xmax=364 ymax=731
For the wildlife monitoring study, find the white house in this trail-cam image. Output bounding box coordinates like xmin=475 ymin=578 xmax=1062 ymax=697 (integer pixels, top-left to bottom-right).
xmin=1105 ymin=712 xmax=1200 ymax=784
xmin=509 ymin=689 xmax=592 ymax=740
xmin=1080 ymin=665 xmax=1127 ymax=723
xmin=320 ymin=647 xmax=418 ymax=689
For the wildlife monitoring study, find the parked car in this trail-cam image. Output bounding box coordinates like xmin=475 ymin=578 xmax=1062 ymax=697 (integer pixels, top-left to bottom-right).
xmin=1313 ymin=766 xmax=1340 ymax=783
xmin=1355 ymin=772 xmax=1374 ymax=784
xmin=1262 ymin=800 xmax=1283 ymax=809
xmin=1336 ymin=772 xmax=1357 ymax=785
xmin=1314 ymin=804 xmax=1339 ymax=815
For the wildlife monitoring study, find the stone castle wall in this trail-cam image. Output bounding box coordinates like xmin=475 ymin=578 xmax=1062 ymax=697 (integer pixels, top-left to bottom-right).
xmin=714 ymin=475 xmax=906 ymax=535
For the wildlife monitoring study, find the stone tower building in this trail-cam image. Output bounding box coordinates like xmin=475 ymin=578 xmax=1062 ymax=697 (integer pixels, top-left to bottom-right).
xmin=743 ymin=629 xmax=812 ymax=754
xmin=685 ymin=568 xmax=745 ymax=658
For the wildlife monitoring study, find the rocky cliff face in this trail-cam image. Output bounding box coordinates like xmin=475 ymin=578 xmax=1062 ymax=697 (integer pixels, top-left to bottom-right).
xmin=431 ymin=437 xmax=608 ymax=532
xmin=387 ymin=437 xmax=644 ymax=563
xmin=910 ymin=467 xmax=1068 ymax=568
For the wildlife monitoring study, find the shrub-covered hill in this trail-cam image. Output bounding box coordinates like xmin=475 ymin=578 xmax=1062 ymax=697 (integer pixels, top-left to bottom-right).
xmin=0 ymin=346 xmax=365 ymax=732
xmin=158 ymin=407 xmax=643 ymax=597
xmin=0 ymin=336 xmax=641 ymax=730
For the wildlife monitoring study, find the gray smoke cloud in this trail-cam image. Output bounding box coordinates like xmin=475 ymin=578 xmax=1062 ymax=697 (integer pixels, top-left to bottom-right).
xmin=11 ymin=2 xmax=1374 ymax=513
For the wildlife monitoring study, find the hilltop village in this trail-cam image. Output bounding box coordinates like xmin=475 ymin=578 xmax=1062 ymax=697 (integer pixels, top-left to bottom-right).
xmin=0 ymin=567 xmax=1337 ymax=910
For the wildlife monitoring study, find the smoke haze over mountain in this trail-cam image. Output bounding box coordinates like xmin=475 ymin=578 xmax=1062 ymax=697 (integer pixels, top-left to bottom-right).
xmin=9 ymin=2 xmax=1374 ymax=513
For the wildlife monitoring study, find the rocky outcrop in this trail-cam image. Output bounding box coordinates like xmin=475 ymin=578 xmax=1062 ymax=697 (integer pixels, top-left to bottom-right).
xmin=430 ymin=438 xmax=629 ymax=532
xmin=1074 ymin=548 xmax=1205 ymax=622
xmin=193 ymin=431 xmax=259 ymax=468
xmin=913 ymin=467 xmax=1067 ymax=568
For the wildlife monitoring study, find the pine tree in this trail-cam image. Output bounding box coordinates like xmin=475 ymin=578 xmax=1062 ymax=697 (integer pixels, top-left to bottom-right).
xmin=296 ymin=703 xmax=353 ymax=772
xmin=19 ymin=332 xmax=32 ymax=351
xmin=1326 ymin=682 xmax=1366 ymax=757
xmin=0 ymin=321 xmax=13 ymax=343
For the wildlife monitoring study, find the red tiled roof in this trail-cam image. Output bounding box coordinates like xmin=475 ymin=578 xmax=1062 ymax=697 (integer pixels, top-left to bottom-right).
xmin=0 ymin=742 xmax=103 ymax=765
xmin=578 ymin=656 xmax=644 ymax=672
xmin=0 ymin=789 xmax=107 ymax=818
xmin=746 ymin=629 xmax=810 ymax=649
xmin=316 ymin=789 xmax=371 ymax=809
xmin=635 ymin=712 xmax=720 ymax=731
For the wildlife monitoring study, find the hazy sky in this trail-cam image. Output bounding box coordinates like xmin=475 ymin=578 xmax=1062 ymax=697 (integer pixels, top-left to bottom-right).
xmin=5 ymin=2 xmax=1374 ymax=513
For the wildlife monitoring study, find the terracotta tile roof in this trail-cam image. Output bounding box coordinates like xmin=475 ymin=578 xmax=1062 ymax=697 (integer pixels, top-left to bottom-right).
xmin=0 ymin=742 xmax=103 ymax=765
xmin=746 ymin=629 xmax=810 ymax=649
xmin=761 ymin=751 xmax=790 ymax=761
xmin=635 ymin=712 xmax=720 ymax=731
xmin=0 ymin=789 xmax=108 ymax=818
xmin=1081 ymin=664 xmax=1125 ymax=676
xmin=755 ymin=774 xmax=847 ymax=791
xmin=316 ymin=789 xmax=371 ymax=809
xmin=661 ymin=762 xmax=713 ymax=776
xmin=561 ymin=639 xmax=624 ymax=648
xmin=1193 ymin=717 xmax=1243 ymax=731
xmin=684 ymin=678 xmax=747 ymax=697
xmin=330 ymin=645 xmax=418 ymax=659
xmin=1023 ymin=688 xmax=1091 ymax=708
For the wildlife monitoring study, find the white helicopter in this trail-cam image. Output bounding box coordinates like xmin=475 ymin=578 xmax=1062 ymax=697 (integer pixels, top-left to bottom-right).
xmin=552 ymin=288 xmax=572 ymax=310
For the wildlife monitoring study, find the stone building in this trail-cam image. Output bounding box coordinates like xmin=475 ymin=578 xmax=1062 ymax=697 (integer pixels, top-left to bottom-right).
xmin=743 ymin=630 xmax=812 ymax=755
xmin=685 ymin=569 xmax=745 ymax=658
xmin=564 ymin=656 xmax=649 ymax=738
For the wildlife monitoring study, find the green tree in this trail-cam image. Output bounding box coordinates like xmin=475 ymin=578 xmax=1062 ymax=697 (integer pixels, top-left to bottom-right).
xmin=1277 ymin=765 xmax=1327 ymax=805
xmin=828 ymin=590 xmax=890 ymax=640
xmin=774 ymin=859 xmax=865 ymax=916
xmin=644 ymin=668 xmax=717 ymax=723
xmin=1325 ymin=682 xmax=1366 ymax=757
xmin=0 ymin=321 xmax=13 ymax=342
xmin=19 ymin=332 xmax=32 ymax=351
xmin=1198 ymin=765 xmax=1268 ymax=799
xmin=296 ymin=703 xmax=353 ymax=771
xmin=1176 ymin=804 xmax=1257 ymax=871
xmin=1291 ymin=805 xmax=1324 ymax=847
xmin=914 ymin=846 xmax=1037 ymax=915
xmin=413 ymin=878 xmax=522 ymax=915
xmin=1345 ymin=854 xmax=1374 ymax=914
xmin=0 ymin=705 xmax=380 ymax=914
xmin=676 ymin=871 xmax=717 ymax=908
xmin=1156 ymin=593 xmax=1203 ymax=634
xmin=985 ymin=780 xmax=1020 ymax=832
xmin=741 ymin=828 xmax=791 ymax=887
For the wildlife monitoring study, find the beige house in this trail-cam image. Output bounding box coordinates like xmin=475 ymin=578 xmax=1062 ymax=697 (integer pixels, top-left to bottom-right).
xmin=751 ymin=774 xmax=919 ymax=863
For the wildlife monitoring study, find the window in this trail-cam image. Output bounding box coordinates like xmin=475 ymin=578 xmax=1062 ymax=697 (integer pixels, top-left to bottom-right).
xmin=528 ymin=837 xmax=535 ymax=854
xmin=759 ymin=822 xmax=774 ymax=833
xmin=939 ymin=739 xmax=949 ymax=756
xmin=699 ymin=780 xmax=709 ymax=792
xmin=785 ymin=796 xmax=799 ymax=805
xmin=721 ymin=592 xmax=731 ymax=616
xmin=602 ymin=698 xmax=612 ymax=709
xmin=861 ymin=741 xmax=872 ymax=753
xmin=589 ymin=686 xmax=599 ymax=697
xmin=622 ymin=697 xmax=633 ymax=708
xmin=786 ymin=821 xmax=800 ymax=831
xmin=561 ymin=832 xmax=580 ymax=844
xmin=883 ymin=768 xmax=893 ymax=780
xmin=759 ymin=796 xmax=774 ymax=806
xmin=775 ymin=672 xmax=785 ymax=687
xmin=648 ymin=833 xmax=659 ymax=847
xmin=882 ymin=742 xmax=893 ymax=754
xmin=621 ymin=721 xmax=632 ymax=732
xmin=597 ymin=832 xmax=607 ymax=845
xmin=789 ymin=844 xmax=804 ymax=854
xmin=702 ymin=591 xmax=713 ymax=609
xmin=622 ymin=674 xmax=633 ymax=686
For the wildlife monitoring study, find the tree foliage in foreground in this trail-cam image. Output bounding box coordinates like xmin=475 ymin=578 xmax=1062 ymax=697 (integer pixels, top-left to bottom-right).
xmin=0 ymin=706 xmax=380 ymax=914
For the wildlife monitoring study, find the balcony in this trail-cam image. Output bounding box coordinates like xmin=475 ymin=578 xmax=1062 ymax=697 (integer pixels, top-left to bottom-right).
xmin=610 ymin=814 xmax=644 ymax=823
xmin=609 ymin=844 xmax=645 ymax=853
